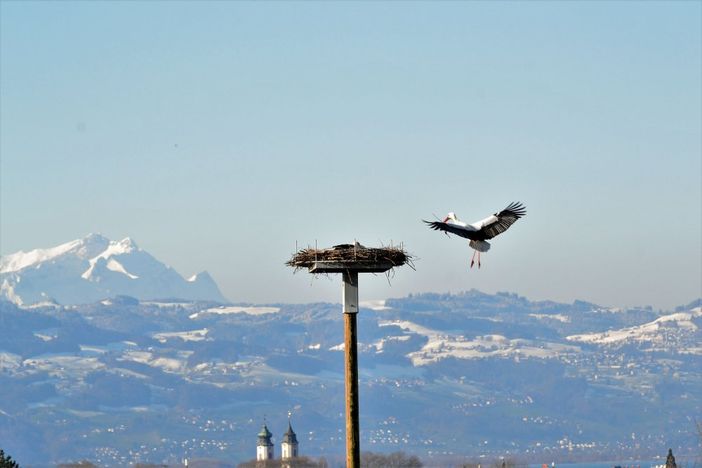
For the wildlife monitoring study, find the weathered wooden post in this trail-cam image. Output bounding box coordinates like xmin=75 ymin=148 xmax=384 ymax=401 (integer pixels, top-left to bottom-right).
xmin=342 ymin=270 xmax=360 ymax=467
xmin=287 ymin=243 xmax=411 ymax=468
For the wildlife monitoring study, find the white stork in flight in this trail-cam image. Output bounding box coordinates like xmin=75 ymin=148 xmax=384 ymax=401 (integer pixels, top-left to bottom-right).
xmin=424 ymin=202 xmax=526 ymax=268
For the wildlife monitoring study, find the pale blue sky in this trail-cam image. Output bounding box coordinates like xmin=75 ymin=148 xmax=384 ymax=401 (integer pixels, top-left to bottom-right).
xmin=1 ymin=1 xmax=700 ymax=309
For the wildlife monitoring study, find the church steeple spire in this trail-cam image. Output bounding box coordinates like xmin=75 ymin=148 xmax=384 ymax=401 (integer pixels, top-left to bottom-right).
xmin=281 ymin=411 xmax=299 ymax=460
xmin=256 ymin=420 xmax=274 ymax=461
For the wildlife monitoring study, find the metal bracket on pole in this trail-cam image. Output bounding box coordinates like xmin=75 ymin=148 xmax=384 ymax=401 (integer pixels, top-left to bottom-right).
xmin=342 ymin=271 xmax=359 ymax=314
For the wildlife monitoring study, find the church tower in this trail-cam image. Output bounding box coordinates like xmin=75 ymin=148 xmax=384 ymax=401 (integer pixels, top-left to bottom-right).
xmin=281 ymin=415 xmax=299 ymax=460
xmin=256 ymin=423 xmax=274 ymax=461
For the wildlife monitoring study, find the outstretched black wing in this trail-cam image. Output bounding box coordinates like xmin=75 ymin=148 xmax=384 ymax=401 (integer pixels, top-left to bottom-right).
xmin=478 ymin=202 xmax=527 ymax=240
xmin=423 ymin=220 xmax=476 ymax=240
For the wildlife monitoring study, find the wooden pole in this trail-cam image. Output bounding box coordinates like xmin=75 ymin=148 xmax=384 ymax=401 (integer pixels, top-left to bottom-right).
xmin=342 ymin=271 xmax=360 ymax=468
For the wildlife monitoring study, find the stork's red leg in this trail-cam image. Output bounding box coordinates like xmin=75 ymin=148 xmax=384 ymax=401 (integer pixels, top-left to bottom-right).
xmin=478 ymin=251 xmax=481 ymax=269
xmin=470 ymin=249 xmax=476 ymax=269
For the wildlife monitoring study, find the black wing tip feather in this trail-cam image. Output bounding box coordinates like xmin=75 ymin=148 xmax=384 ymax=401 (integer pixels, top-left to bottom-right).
xmin=422 ymin=220 xmax=443 ymax=231
xmin=503 ymin=201 xmax=527 ymax=218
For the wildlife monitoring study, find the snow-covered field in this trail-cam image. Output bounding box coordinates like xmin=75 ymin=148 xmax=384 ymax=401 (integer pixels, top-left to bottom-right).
xmin=189 ymin=305 xmax=280 ymax=319
xmin=153 ymin=328 xmax=210 ymax=343
xmin=379 ymin=320 xmax=580 ymax=366
xmin=360 ymin=299 xmax=391 ymax=311
xmin=0 ymin=352 xmax=23 ymax=373
xmin=567 ymin=308 xmax=701 ymax=347
xmin=121 ymin=350 xmax=193 ymax=373
xmin=23 ymin=354 xmax=105 ymax=376
xmin=529 ymin=313 xmax=570 ymax=323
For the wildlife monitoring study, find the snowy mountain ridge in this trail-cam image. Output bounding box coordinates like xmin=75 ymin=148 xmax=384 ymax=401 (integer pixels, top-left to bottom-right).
xmin=0 ymin=233 xmax=111 ymax=273
xmin=0 ymin=234 xmax=227 ymax=305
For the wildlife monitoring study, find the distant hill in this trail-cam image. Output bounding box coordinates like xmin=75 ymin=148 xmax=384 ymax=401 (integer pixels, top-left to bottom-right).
xmin=0 ymin=233 xmax=227 ymax=305
xmin=0 ymin=291 xmax=699 ymax=466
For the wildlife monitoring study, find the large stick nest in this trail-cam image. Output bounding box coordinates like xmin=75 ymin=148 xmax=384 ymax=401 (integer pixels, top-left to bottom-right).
xmin=286 ymin=243 xmax=413 ymax=271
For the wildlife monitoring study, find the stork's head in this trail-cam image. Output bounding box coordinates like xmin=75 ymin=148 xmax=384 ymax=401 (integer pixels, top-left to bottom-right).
xmin=443 ymin=212 xmax=457 ymax=223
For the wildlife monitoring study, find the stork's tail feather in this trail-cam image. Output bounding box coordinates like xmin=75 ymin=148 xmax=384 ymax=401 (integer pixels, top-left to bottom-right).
xmin=469 ymin=240 xmax=491 ymax=252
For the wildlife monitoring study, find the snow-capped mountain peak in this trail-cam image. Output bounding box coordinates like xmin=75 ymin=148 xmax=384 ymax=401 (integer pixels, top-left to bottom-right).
xmin=115 ymin=236 xmax=138 ymax=250
xmin=0 ymin=233 xmax=112 ymax=274
xmin=74 ymin=233 xmax=112 ymax=259
xmin=0 ymin=234 xmax=227 ymax=305
xmin=80 ymin=237 xmax=141 ymax=281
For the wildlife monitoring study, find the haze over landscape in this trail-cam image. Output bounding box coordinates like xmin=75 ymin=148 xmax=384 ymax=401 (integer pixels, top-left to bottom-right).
xmin=2 ymin=1 xmax=700 ymax=310
xmin=1 ymin=1 xmax=701 ymax=467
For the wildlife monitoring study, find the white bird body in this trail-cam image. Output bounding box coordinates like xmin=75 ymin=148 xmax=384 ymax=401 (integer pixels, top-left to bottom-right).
xmin=442 ymin=217 xmax=491 ymax=252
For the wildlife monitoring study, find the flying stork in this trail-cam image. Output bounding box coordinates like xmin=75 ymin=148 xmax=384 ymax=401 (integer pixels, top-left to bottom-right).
xmin=423 ymin=202 xmax=526 ymax=268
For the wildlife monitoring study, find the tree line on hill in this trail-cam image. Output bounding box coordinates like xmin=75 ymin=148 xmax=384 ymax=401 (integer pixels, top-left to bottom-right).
xmin=237 ymin=451 xmax=421 ymax=467
xmin=0 ymin=450 xmax=524 ymax=468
